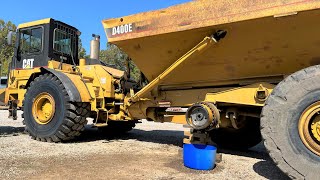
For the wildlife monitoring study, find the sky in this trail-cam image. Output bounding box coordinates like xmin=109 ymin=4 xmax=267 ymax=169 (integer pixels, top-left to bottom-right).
xmin=0 ymin=0 xmax=191 ymax=53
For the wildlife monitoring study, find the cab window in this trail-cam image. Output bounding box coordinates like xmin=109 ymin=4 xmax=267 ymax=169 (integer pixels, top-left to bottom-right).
xmin=0 ymin=78 xmax=7 ymax=85
xmin=19 ymin=27 xmax=43 ymax=54
xmin=0 ymin=77 xmax=7 ymax=88
xmin=53 ymin=29 xmax=76 ymax=56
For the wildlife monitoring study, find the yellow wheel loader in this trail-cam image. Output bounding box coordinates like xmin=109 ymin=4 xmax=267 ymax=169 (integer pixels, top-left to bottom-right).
xmin=3 ymin=0 xmax=320 ymax=179
xmin=5 ymin=19 xmax=135 ymax=142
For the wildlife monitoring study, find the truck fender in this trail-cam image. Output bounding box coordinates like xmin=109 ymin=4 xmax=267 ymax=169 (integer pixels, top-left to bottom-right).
xmin=41 ymin=67 xmax=81 ymax=102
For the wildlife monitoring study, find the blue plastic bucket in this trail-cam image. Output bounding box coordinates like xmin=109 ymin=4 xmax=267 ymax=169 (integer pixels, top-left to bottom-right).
xmin=183 ymin=143 xmax=217 ymax=170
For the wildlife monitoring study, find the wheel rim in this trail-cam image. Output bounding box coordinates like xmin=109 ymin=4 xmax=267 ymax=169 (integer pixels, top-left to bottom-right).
xmin=299 ymin=102 xmax=320 ymax=156
xmin=32 ymin=92 xmax=55 ymax=125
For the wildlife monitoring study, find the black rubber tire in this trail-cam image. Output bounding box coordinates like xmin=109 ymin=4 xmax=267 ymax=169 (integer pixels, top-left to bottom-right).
xmin=23 ymin=73 xmax=90 ymax=142
xmin=209 ymin=117 xmax=262 ymax=149
xmin=261 ymin=65 xmax=320 ymax=180
xmin=98 ymin=121 xmax=136 ymax=134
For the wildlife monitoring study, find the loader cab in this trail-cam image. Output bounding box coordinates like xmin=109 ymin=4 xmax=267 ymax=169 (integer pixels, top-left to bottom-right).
xmin=11 ymin=18 xmax=79 ymax=70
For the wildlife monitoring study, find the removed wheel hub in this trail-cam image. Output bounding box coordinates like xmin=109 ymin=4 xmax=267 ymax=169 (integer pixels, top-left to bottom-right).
xmin=186 ymin=102 xmax=220 ymax=130
xmin=32 ymin=92 xmax=55 ymax=125
xmin=299 ymin=102 xmax=320 ymax=156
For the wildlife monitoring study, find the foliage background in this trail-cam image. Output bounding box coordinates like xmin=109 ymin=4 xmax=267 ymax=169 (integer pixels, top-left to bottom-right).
xmin=0 ymin=19 xmax=16 ymax=75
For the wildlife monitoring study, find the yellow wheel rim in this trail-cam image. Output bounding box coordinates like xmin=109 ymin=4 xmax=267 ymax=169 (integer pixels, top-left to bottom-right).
xmin=299 ymin=102 xmax=320 ymax=156
xmin=32 ymin=92 xmax=55 ymax=125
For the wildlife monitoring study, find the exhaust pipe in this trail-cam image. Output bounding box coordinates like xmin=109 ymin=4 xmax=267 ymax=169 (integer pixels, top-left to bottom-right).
xmin=90 ymin=34 xmax=100 ymax=59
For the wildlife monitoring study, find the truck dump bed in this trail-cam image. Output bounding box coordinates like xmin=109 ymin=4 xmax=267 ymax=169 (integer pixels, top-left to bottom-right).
xmin=103 ymin=0 xmax=320 ymax=89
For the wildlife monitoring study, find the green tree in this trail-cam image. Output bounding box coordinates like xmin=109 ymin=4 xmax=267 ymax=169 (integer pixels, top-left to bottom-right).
xmin=78 ymin=38 xmax=87 ymax=59
xmin=100 ymin=43 xmax=140 ymax=81
xmin=0 ymin=19 xmax=16 ymax=76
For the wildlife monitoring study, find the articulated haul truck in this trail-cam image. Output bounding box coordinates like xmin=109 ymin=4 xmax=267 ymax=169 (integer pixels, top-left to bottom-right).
xmin=3 ymin=0 xmax=320 ymax=179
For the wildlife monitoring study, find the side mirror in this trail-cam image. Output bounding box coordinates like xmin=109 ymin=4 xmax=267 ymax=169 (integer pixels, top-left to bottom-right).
xmin=6 ymin=31 xmax=16 ymax=46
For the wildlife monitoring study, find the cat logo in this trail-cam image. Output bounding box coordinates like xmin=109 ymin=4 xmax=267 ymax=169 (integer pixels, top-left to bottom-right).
xmin=22 ymin=59 xmax=34 ymax=69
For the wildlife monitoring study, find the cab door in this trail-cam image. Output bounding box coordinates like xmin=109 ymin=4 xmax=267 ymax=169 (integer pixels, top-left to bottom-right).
xmin=16 ymin=26 xmax=45 ymax=69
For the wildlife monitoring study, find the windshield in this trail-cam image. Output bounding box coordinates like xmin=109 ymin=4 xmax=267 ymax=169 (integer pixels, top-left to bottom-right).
xmin=20 ymin=27 xmax=43 ymax=54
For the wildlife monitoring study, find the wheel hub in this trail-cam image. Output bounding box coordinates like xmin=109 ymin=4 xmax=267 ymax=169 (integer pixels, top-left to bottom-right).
xmin=186 ymin=102 xmax=220 ymax=130
xmin=311 ymin=118 xmax=320 ymax=142
xmin=190 ymin=107 xmax=208 ymax=127
xmin=299 ymin=102 xmax=320 ymax=157
xmin=32 ymin=92 xmax=55 ymax=125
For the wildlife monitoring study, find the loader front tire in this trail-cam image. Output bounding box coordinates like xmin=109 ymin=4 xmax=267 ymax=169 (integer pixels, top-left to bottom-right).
xmin=23 ymin=73 xmax=90 ymax=142
xmin=261 ymin=65 xmax=320 ymax=180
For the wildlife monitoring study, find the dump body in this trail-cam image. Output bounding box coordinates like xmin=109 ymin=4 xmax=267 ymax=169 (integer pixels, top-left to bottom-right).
xmin=103 ymin=0 xmax=320 ymax=89
xmin=103 ymin=3 xmax=320 ymax=178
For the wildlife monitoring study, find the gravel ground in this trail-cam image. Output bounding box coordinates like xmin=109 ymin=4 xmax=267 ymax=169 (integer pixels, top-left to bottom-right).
xmin=0 ymin=110 xmax=289 ymax=180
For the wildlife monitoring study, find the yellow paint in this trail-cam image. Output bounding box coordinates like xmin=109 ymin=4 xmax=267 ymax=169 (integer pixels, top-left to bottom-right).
xmin=79 ymin=59 xmax=86 ymax=66
xmin=103 ymin=0 xmax=320 ymax=42
xmin=5 ymin=68 xmax=41 ymax=106
xmin=5 ymin=59 xmax=129 ymax=122
xmin=130 ymin=36 xmax=216 ymax=103
xmin=138 ymin=83 xmax=274 ymax=124
xmin=48 ymin=61 xmax=74 ymax=72
xmin=299 ymin=102 xmax=320 ymax=157
xmin=101 ymin=66 xmax=124 ymax=79
xmin=103 ymin=0 xmax=320 ymax=91
xmin=205 ymin=83 xmax=275 ymax=106
xmin=164 ymin=115 xmax=186 ymax=124
xmin=18 ymin=18 xmax=51 ymax=29
xmin=11 ymin=1 xmax=317 ymax=128
xmin=311 ymin=118 xmax=320 ymax=142
xmin=63 ymin=73 xmax=93 ymax=102
xmin=32 ymin=92 xmax=55 ymax=125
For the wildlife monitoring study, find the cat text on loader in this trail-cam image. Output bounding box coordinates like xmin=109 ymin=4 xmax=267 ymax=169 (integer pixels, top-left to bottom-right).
xmin=102 ymin=0 xmax=320 ymax=179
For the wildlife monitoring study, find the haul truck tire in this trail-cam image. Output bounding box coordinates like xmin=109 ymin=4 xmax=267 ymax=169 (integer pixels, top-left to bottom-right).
xmin=261 ymin=65 xmax=320 ymax=180
xmin=23 ymin=73 xmax=90 ymax=142
xmin=210 ymin=117 xmax=261 ymax=149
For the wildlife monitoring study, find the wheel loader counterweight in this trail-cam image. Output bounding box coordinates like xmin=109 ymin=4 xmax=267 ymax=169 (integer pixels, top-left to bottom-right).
xmin=3 ymin=0 xmax=320 ymax=179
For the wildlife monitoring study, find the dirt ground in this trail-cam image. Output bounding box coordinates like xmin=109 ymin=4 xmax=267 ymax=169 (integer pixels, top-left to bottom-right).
xmin=0 ymin=110 xmax=289 ymax=180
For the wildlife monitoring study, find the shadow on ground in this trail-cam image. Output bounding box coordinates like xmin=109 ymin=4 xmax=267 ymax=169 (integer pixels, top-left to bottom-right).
xmin=253 ymin=160 xmax=290 ymax=180
xmin=74 ymin=126 xmax=289 ymax=179
xmin=74 ymin=125 xmax=184 ymax=147
xmin=218 ymin=145 xmax=289 ymax=179
xmin=0 ymin=126 xmax=25 ymax=136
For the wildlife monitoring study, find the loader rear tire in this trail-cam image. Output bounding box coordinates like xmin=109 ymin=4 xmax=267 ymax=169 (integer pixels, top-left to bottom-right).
xmin=261 ymin=65 xmax=320 ymax=180
xmin=209 ymin=117 xmax=261 ymax=149
xmin=23 ymin=73 xmax=90 ymax=142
